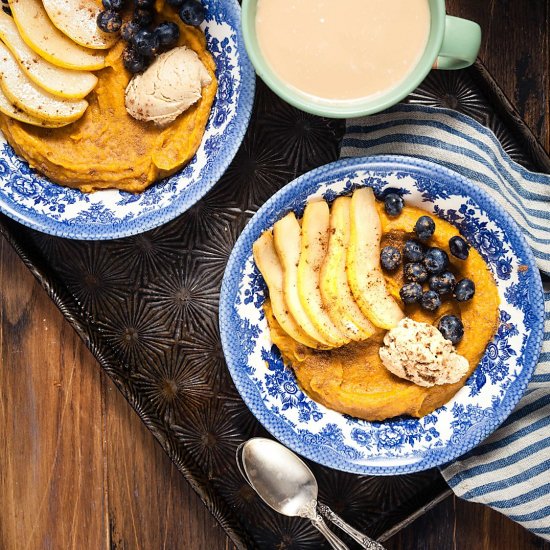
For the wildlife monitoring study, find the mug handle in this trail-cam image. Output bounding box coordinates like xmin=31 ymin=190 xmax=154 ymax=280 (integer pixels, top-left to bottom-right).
xmin=435 ymin=15 xmax=481 ymax=70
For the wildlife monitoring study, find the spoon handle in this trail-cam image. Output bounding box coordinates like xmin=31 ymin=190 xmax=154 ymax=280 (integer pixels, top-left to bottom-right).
xmin=310 ymin=514 xmax=350 ymax=550
xmin=318 ymin=502 xmax=386 ymax=550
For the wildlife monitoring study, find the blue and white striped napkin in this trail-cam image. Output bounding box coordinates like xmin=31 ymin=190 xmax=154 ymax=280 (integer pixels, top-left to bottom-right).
xmin=341 ymin=104 xmax=550 ymax=541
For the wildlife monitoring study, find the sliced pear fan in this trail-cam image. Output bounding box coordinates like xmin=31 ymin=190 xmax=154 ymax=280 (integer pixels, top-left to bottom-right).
xmin=0 ymin=10 xmax=97 ymax=99
xmin=320 ymin=196 xmax=376 ymax=341
xmin=42 ymin=0 xmax=117 ymax=50
xmin=8 ymin=0 xmax=105 ymax=71
xmin=347 ymin=187 xmax=405 ymax=330
xmin=297 ymin=201 xmax=350 ymax=347
xmin=253 ymin=231 xmax=324 ymax=349
xmin=0 ymin=41 xmax=87 ymax=124
xmin=273 ymin=212 xmax=334 ymax=348
xmin=0 ymin=85 xmax=68 ymax=127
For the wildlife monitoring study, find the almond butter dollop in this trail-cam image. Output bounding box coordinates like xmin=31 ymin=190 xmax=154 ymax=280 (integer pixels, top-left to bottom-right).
xmin=379 ymin=317 xmax=469 ymax=387
xmin=125 ymin=45 xmax=212 ymax=126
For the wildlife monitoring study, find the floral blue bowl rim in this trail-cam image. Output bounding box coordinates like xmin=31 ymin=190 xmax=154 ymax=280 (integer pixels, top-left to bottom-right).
xmin=0 ymin=0 xmax=255 ymax=241
xmin=219 ymin=155 xmax=544 ymax=475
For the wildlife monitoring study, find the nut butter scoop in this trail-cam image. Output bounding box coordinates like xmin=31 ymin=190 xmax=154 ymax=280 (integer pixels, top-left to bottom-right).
xmin=379 ymin=318 xmax=469 ymax=387
xmin=125 ymin=45 xmax=212 ymax=126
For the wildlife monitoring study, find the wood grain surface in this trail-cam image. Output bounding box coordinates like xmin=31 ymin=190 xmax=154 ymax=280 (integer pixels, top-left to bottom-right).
xmin=1 ymin=1 xmax=548 ymax=549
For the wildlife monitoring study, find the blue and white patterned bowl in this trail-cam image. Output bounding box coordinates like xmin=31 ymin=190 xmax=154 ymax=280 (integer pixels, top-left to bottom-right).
xmin=220 ymin=156 xmax=545 ymax=475
xmin=0 ymin=0 xmax=255 ymax=240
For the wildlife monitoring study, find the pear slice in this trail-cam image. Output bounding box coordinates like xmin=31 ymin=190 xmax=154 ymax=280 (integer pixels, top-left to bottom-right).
xmin=0 ymin=42 xmax=88 ymax=123
xmin=297 ymin=201 xmax=350 ymax=347
xmin=273 ymin=212 xmax=334 ymax=348
xmin=0 ymin=10 xmax=97 ymax=99
xmin=320 ymin=196 xmax=377 ymax=341
xmin=347 ymin=187 xmax=405 ymax=330
xmin=0 ymin=85 xmax=69 ymax=127
xmin=8 ymin=0 xmax=105 ymax=70
xmin=43 ymin=0 xmax=117 ymax=50
xmin=253 ymin=231 xmax=325 ymax=350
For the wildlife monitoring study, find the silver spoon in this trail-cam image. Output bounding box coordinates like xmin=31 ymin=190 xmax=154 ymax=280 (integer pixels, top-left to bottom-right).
xmin=237 ymin=438 xmax=385 ymax=550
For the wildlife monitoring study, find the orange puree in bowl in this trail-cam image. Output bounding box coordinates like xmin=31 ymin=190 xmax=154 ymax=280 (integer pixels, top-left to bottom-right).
xmin=0 ymin=11 xmax=217 ymax=193
xmin=266 ymin=204 xmax=500 ymax=421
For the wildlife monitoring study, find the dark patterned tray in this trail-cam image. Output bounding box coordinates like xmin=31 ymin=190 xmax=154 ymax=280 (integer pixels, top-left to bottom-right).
xmin=1 ymin=61 xmax=549 ymax=549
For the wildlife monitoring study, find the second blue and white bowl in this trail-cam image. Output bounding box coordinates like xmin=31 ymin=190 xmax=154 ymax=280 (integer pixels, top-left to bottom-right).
xmin=0 ymin=0 xmax=255 ymax=240
xmin=220 ymin=155 xmax=544 ymax=475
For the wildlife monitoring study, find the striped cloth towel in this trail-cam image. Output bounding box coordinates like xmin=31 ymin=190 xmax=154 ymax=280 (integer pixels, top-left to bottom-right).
xmin=341 ymin=104 xmax=550 ymax=540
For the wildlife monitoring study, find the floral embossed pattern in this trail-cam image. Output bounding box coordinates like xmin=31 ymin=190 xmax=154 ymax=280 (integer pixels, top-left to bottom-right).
xmin=0 ymin=0 xmax=255 ymax=240
xmin=220 ymin=157 xmax=544 ymax=475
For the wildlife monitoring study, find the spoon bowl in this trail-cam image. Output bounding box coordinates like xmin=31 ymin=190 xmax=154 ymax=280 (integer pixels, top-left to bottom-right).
xmin=238 ymin=437 xmax=318 ymax=517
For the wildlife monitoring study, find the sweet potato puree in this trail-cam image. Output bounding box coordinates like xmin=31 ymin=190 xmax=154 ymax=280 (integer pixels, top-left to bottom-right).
xmin=0 ymin=9 xmax=217 ymax=193
xmin=266 ymin=204 xmax=500 ymax=421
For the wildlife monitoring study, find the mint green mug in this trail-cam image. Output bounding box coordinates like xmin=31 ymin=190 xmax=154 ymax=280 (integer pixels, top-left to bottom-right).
xmin=241 ymin=0 xmax=481 ymax=118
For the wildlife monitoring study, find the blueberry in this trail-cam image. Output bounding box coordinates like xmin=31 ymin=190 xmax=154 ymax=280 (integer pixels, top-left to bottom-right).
xmin=449 ymin=235 xmax=470 ymax=260
xmin=102 ymin=0 xmax=124 ymax=11
xmin=423 ymin=247 xmax=449 ymax=274
xmin=373 ymin=188 xmax=386 ymax=201
xmin=135 ymin=0 xmax=155 ymax=7
xmin=403 ymin=239 xmax=424 ymax=262
xmin=429 ymin=271 xmax=456 ymax=295
xmin=121 ymin=20 xmax=141 ymax=41
xmin=438 ymin=315 xmax=464 ymax=345
xmin=399 ymin=282 xmax=423 ymax=305
xmin=404 ymin=262 xmax=428 ymax=283
xmin=133 ymin=28 xmax=160 ymax=57
xmin=155 ymin=21 xmax=180 ymax=48
xmin=375 ymin=187 xmax=404 ymax=201
xmin=380 ymin=246 xmax=401 ymax=272
xmin=166 ymin=0 xmax=184 ymax=6
xmin=421 ymin=290 xmax=441 ymax=312
xmin=414 ymin=216 xmax=435 ymax=241
xmin=122 ymin=46 xmax=149 ymax=73
xmin=97 ymin=10 xmax=122 ymax=33
xmin=134 ymin=7 xmax=154 ymax=26
xmin=179 ymin=0 xmax=205 ymax=26
xmin=454 ymin=278 xmax=475 ymax=302
xmin=384 ymin=193 xmax=404 ymax=217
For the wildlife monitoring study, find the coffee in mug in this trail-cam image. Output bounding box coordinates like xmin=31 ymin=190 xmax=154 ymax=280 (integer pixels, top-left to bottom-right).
xmin=256 ymin=0 xmax=431 ymax=102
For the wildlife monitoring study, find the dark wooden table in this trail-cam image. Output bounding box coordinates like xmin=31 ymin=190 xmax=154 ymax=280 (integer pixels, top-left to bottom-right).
xmin=1 ymin=1 xmax=548 ymax=548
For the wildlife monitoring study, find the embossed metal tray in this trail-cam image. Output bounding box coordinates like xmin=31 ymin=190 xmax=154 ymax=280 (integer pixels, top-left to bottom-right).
xmin=1 ymin=61 xmax=548 ymax=549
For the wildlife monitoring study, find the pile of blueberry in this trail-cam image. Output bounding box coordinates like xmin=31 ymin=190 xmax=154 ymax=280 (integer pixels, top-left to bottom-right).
xmin=380 ymin=192 xmax=476 ymax=345
xmin=97 ymin=0 xmax=206 ymax=73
